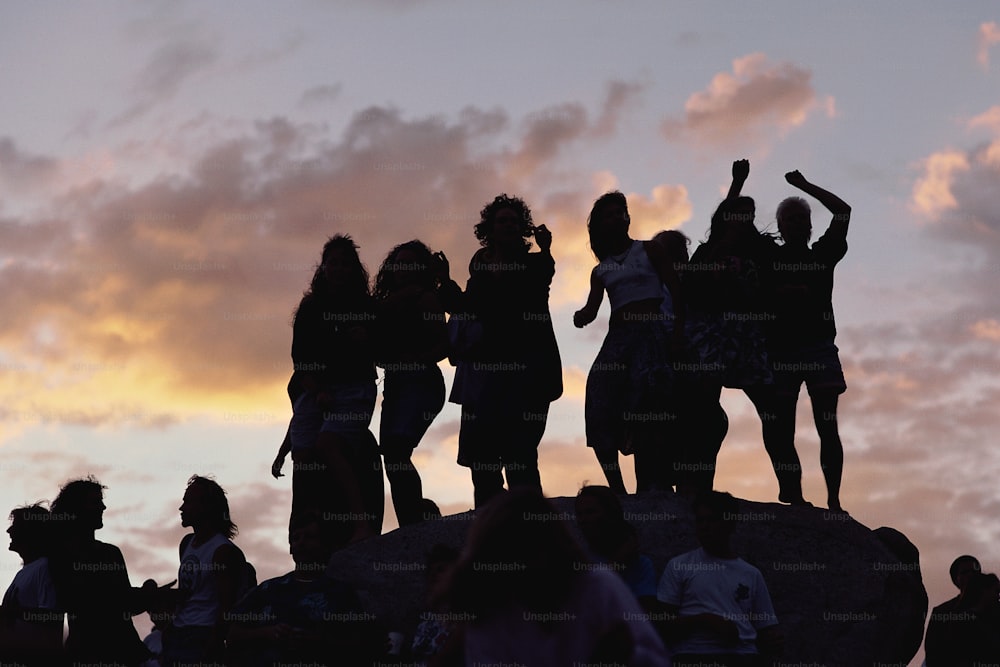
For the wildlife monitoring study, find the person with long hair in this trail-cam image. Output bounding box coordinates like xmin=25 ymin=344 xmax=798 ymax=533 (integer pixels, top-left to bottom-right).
xmin=439 ymin=195 xmax=562 ymax=508
xmin=49 ymin=476 xmax=151 ymax=666
xmin=433 ymin=489 xmax=668 ymax=666
xmin=159 ymin=475 xmax=251 ymax=667
xmin=288 ymin=234 xmax=382 ymax=542
xmin=372 ymin=240 xmax=449 ymax=526
xmin=574 ymin=191 xmax=684 ymax=494
xmin=679 ymin=160 xmax=782 ymax=496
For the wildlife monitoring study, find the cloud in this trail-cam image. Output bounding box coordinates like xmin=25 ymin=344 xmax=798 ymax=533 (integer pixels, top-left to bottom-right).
xmin=591 ymin=80 xmax=645 ymax=138
xmin=298 ymin=84 xmax=343 ymax=108
xmin=978 ymin=22 xmax=1000 ymax=69
xmin=0 ymin=95 xmax=689 ymax=431
xmin=912 ymin=108 xmax=1000 ymax=246
xmin=0 ymin=139 xmax=60 ymax=196
xmin=110 ymin=37 xmax=219 ymax=127
xmin=661 ymin=53 xmax=827 ymax=148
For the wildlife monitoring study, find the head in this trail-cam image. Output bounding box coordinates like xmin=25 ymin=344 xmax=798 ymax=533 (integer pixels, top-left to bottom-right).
xmin=51 ymin=476 xmax=107 ymax=534
xmin=180 ymin=476 xmax=237 ymax=539
xmin=444 ymin=489 xmax=585 ymax=614
xmin=962 ymin=572 xmax=1000 ymax=610
xmin=475 ymin=194 xmax=535 ymax=250
xmin=949 ymin=554 xmax=982 ymax=591
xmin=575 ymin=485 xmax=624 ymax=534
xmin=652 ymin=229 xmax=691 ymax=266
xmin=708 ymin=196 xmax=756 ymax=245
xmin=776 ymin=196 xmax=812 ymax=246
xmin=288 ymin=510 xmax=336 ymax=572
xmin=587 ymin=191 xmax=630 ymax=260
xmin=306 ymin=234 xmax=370 ymax=300
xmin=373 ymin=240 xmax=437 ymax=300
xmin=8 ymin=504 xmax=51 ymax=561
xmin=692 ymin=490 xmax=739 ymax=554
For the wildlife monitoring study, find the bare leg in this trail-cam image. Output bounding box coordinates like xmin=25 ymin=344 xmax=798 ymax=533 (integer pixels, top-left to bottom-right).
xmin=747 ymin=386 xmax=806 ymax=504
xmin=315 ymin=431 xmax=377 ymax=542
xmin=811 ymin=392 xmax=844 ymax=511
xmin=594 ymin=448 xmax=627 ymax=494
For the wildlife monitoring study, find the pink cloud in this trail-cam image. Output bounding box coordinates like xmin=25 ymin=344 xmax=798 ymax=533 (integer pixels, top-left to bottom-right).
xmin=978 ymin=21 xmax=1000 ymax=69
xmin=661 ymin=53 xmax=828 ymax=148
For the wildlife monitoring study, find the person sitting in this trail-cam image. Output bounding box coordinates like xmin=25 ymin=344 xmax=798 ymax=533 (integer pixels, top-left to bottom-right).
xmin=1 ymin=504 xmax=63 ymax=665
xmin=654 ymin=490 xmax=782 ymax=666
xmin=227 ymin=510 xmax=382 ymax=666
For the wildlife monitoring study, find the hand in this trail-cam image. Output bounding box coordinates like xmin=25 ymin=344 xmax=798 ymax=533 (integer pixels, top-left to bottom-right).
xmin=534 ymin=224 xmax=552 ymax=252
xmin=732 ymin=159 xmax=749 ymax=182
xmin=432 ymin=251 xmax=450 ymax=281
xmin=271 ymin=455 xmax=285 ymax=479
xmin=785 ymin=170 xmax=808 ymax=188
xmin=573 ymin=308 xmax=595 ymax=328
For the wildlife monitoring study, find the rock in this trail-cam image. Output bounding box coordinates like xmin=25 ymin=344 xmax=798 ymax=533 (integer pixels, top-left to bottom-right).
xmin=327 ymin=492 xmax=927 ymax=665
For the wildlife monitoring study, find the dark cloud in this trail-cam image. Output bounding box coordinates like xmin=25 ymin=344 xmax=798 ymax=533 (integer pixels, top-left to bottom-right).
xmin=298 ymin=84 xmax=343 ymax=108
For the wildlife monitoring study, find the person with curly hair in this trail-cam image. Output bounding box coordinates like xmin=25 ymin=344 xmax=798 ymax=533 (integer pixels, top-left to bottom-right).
xmin=439 ymin=195 xmax=562 ymax=508
xmin=372 ymin=240 xmax=449 ymax=526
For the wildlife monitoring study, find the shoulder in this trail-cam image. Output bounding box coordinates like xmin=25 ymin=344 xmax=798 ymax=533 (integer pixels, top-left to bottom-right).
xmin=212 ymin=539 xmax=245 ymax=565
xmin=95 ymin=540 xmax=125 ymax=561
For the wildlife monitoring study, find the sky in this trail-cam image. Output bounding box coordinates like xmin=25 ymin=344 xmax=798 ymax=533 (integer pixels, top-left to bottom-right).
xmin=2 ymin=2 xmax=999 ymax=663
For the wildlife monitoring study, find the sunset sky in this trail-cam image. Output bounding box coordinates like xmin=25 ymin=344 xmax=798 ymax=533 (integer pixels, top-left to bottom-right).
xmin=2 ymin=3 xmax=999 ymax=663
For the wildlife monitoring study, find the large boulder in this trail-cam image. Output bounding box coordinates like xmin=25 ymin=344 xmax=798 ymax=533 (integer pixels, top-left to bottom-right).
xmin=327 ymin=492 xmax=927 ymax=665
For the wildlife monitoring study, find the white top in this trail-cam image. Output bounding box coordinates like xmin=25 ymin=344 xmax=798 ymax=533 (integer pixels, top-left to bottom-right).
xmin=594 ymin=240 xmax=663 ymax=311
xmin=175 ymin=533 xmax=233 ymax=628
xmin=657 ymin=547 xmax=777 ymax=655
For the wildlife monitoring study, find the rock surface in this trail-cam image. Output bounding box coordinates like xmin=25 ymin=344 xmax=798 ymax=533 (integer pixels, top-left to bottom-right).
xmin=327 ymin=492 xmax=927 ymax=665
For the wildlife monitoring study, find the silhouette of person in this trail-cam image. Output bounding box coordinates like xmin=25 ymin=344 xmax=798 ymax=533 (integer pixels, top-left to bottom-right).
xmin=372 ymin=240 xmax=449 ymax=526
xmin=680 ymin=160 xmax=780 ymax=496
xmin=574 ymin=192 xmax=685 ymax=494
xmin=1 ymin=504 xmax=63 ymax=665
xmin=157 ymin=475 xmax=251 ymax=667
xmin=654 ymin=490 xmax=782 ymax=667
xmin=227 ymin=509 xmax=383 ymax=666
xmin=574 ymin=485 xmax=659 ymax=611
xmin=766 ymin=170 xmax=852 ymax=510
xmin=289 ymin=234 xmax=383 ymax=541
xmin=49 ymin=476 xmax=151 ymax=666
xmin=926 ymin=570 xmax=1000 ymax=666
xmin=439 ymin=195 xmax=563 ymax=508
xmin=433 ymin=489 xmax=669 ymax=666
xmin=924 ymin=554 xmax=982 ymax=665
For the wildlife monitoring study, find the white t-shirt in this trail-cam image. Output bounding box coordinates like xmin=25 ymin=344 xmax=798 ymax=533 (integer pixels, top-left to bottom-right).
xmin=464 ymin=568 xmax=670 ymax=667
xmin=656 ymin=547 xmax=777 ymax=655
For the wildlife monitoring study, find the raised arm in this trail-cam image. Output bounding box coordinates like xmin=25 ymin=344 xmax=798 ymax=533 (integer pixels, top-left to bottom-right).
xmin=726 ymin=159 xmax=750 ymax=199
xmin=785 ymin=170 xmax=851 ymax=236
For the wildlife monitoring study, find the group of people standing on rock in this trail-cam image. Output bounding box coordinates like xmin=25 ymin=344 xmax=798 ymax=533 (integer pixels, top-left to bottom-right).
xmin=578 ymin=160 xmax=852 ymax=512
xmin=272 ymin=158 xmax=852 ymax=542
